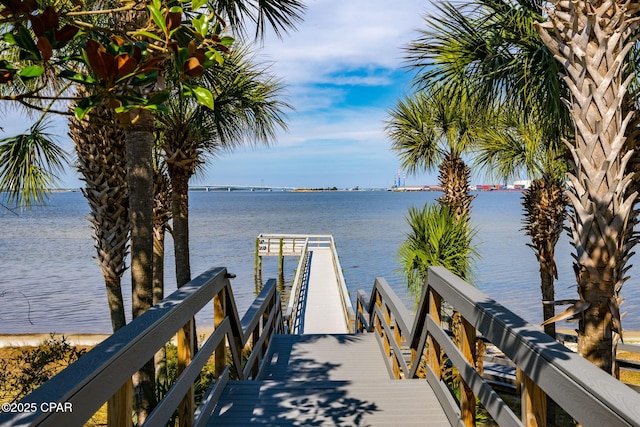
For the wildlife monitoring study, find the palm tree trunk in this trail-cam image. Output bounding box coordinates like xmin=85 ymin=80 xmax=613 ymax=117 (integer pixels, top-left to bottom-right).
xmin=165 ymin=153 xmax=198 ymax=423
xmin=437 ymin=152 xmax=475 ymax=220
xmin=70 ymin=95 xmax=132 ymax=427
xmin=522 ymin=176 xmax=568 ymax=338
xmin=168 ymin=166 xmax=191 ymax=287
xmin=536 ymin=0 xmax=640 ymax=374
xmin=153 ymin=168 xmax=171 ymax=386
xmin=126 ymin=109 xmax=156 ymax=422
xmin=69 ymin=98 xmax=129 ymax=332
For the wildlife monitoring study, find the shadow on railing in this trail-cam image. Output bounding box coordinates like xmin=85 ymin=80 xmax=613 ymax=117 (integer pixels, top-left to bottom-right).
xmin=0 ymin=267 xmax=283 ymax=427
xmin=356 ymin=266 xmax=640 ymax=427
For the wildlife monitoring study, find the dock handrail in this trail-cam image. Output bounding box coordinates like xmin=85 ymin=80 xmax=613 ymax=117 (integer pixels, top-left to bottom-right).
xmin=282 ymin=234 xmax=354 ymax=334
xmin=327 ymin=236 xmax=356 ymax=333
xmin=0 ymin=268 xmax=283 ymax=427
xmin=356 ymin=266 xmax=640 ymax=427
xmin=285 ymin=239 xmax=311 ymax=331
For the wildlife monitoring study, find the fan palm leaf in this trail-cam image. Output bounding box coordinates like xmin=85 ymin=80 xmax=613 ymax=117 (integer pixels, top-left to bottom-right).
xmin=0 ymin=121 xmax=67 ymax=207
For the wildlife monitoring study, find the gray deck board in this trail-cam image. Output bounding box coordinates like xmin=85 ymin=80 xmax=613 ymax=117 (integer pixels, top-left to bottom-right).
xmin=300 ymin=248 xmax=350 ymax=334
xmin=207 ymin=334 xmax=452 ymax=426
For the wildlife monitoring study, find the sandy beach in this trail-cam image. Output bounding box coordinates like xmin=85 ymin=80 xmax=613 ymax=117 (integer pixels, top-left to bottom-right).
xmin=2 ymin=328 xmax=640 ymax=348
xmin=0 ymin=333 xmax=111 ymax=348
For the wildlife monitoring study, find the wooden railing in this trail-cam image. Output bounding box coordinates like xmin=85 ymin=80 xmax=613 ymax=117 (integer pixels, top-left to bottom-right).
xmin=0 ymin=267 xmax=283 ymax=427
xmin=356 ymin=266 xmax=640 ymax=427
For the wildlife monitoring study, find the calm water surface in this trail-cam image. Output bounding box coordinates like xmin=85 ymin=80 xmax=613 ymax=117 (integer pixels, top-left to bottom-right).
xmin=1 ymin=190 xmax=639 ymax=333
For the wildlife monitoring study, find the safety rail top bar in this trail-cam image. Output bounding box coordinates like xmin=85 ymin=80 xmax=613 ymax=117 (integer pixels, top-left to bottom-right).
xmin=356 ymin=266 xmax=640 ymax=427
xmin=257 ymin=234 xmax=330 ymax=256
xmin=0 ymin=267 xmax=284 ymax=427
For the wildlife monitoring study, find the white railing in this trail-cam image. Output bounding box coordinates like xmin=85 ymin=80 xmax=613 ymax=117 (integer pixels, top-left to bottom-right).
xmin=272 ymin=234 xmax=354 ymax=334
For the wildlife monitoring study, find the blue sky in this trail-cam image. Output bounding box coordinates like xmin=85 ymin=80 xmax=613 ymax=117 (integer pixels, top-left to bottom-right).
xmin=1 ymin=0 xmax=439 ymax=189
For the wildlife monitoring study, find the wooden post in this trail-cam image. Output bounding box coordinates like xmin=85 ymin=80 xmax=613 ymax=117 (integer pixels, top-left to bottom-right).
xmin=254 ymin=238 xmax=262 ymax=290
xmin=107 ymin=379 xmax=132 ymax=427
xmin=477 ymin=339 xmax=486 ymax=377
xmin=177 ymin=319 xmax=194 ymax=427
xmin=214 ymin=288 xmax=226 ymax=380
xmin=459 ymin=316 xmax=476 ymax=427
xmin=427 ymin=288 xmax=442 ymax=380
xmin=278 ymin=238 xmax=285 ymax=288
xmin=521 ymin=372 xmax=547 ymax=427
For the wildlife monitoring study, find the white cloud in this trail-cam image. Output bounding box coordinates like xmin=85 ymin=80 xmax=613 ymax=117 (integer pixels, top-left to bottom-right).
xmin=0 ymin=0 xmax=439 ymax=189
xmin=256 ymin=0 xmax=431 ymax=85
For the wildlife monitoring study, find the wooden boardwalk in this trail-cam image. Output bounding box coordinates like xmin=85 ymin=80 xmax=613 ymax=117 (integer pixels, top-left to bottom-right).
xmin=208 ymin=334 xmax=451 ymax=426
xmin=298 ymin=247 xmax=350 ymax=334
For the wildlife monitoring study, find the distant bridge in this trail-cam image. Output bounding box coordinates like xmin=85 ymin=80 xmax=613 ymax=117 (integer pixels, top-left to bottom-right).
xmin=189 ymin=185 xmax=295 ymax=192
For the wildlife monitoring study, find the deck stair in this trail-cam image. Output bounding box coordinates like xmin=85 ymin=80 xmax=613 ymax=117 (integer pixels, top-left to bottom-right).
xmin=208 ymin=333 xmax=450 ymax=426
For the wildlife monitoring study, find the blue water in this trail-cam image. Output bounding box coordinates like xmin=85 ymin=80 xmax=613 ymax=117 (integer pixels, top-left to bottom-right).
xmin=1 ymin=190 xmax=639 ymax=333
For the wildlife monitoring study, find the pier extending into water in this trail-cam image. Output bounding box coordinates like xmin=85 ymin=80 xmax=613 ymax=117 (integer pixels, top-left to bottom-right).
xmin=256 ymin=234 xmax=354 ymax=334
xmin=3 ymin=238 xmax=640 ymax=427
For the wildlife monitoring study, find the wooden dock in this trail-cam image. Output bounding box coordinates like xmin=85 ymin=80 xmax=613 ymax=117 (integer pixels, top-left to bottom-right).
xmin=208 ymin=334 xmax=450 ymax=426
xmin=5 ymin=240 xmax=640 ymax=427
xmin=295 ymin=247 xmax=351 ymax=334
xmin=257 ymin=234 xmax=355 ymax=335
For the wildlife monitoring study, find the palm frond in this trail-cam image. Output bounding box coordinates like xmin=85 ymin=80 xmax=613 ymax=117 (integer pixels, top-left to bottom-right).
xmin=212 ymin=0 xmax=305 ymax=40
xmin=398 ymin=203 xmax=477 ymax=300
xmin=406 ymin=0 xmax=572 ymax=143
xmin=0 ymin=120 xmax=68 ymax=207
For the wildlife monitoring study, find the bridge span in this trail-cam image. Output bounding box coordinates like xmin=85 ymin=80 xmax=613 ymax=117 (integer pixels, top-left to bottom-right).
xmin=190 ymin=185 xmax=295 ymax=192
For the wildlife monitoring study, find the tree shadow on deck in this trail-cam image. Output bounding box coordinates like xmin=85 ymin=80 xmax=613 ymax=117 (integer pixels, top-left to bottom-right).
xmin=215 ymin=334 xmax=381 ymax=426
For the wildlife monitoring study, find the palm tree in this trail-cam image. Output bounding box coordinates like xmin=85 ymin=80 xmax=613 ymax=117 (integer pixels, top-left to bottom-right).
xmin=405 ymin=0 xmax=578 ymax=342
xmin=385 ymin=89 xmax=476 ymax=220
xmin=475 ymin=112 xmax=569 ymax=339
xmin=152 ymin=158 xmax=171 ymax=389
xmin=399 ymin=203 xmax=477 ymax=301
xmin=536 ymin=0 xmax=640 ymax=374
xmin=160 ymin=45 xmax=290 ymax=289
xmin=68 ymin=93 xmax=135 ymax=427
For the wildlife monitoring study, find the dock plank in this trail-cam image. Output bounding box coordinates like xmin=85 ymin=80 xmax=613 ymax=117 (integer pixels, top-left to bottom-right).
xmin=207 ymin=334 xmax=452 ymax=426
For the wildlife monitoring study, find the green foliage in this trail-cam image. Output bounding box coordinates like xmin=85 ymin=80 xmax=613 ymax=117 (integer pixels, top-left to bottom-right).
xmin=0 ymin=335 xmax=86 ymax=403
xmin=0 ymin=0 xmax=233 ymax=120
xmin=398 ymin=203 xmax=477 ymax=301
xmin=385 ymin=89 xmax=479 ymax=176
xmin=474 ymin=111 xmax=568 ymax=183
xmin=0 ymin=120 xmax=68 ymax=207
xmin=406 ymin=0 xmax=572 ymax=145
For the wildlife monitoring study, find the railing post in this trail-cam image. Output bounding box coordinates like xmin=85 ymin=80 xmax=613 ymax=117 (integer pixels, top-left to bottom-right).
xmin=254 ymin=237 xmax=262 ymax=289
xmin=107 ymin=379 xmax=132 ymax=427
xmin=177 ymin=319 xmax=195 ymax=427
xmin=389 ymin=306 xmax=401 ymax=379
xmin=459 ymin=317 xmax=476 ymax=427
xmin=356 ymin=298 xmax=364 ymax=332
xmin=427 ymin=288 xmax=442 ymax=380
xmin=278 ymin=238 xmax=285 ymax=288
xmin=214 ymin=288 xmax=226 ymax=380
xmin=521 ymin=372 xmax=547 ymax=427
